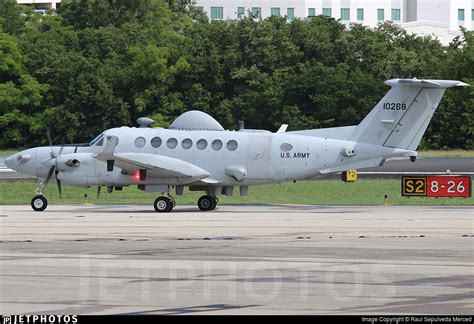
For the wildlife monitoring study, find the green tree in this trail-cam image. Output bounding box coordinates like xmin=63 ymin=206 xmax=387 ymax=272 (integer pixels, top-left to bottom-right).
xmin=0 ymin=3 xmax=472 ymax=149
xmin=0 ymin=32 xmax=46 ymax=147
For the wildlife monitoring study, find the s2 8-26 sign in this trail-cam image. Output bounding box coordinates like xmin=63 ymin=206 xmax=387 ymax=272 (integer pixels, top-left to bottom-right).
xmin=402 ymin=176 xmax=471 ymax=197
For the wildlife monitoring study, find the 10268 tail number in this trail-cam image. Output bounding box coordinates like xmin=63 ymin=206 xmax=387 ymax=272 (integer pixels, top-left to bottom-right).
xmin=383 ymin=103 xmax=407 ymax=110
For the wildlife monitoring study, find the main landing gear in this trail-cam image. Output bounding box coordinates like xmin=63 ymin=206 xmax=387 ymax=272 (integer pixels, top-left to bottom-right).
xmin=31 ymin=180 xmax=48 ymax=211
xmin=197 ymin=195 xmax=218 ymax=211
xmin=154 ymin=195 xmax=176 ymax=212
xmin=153 ymin=194 xmax=218 ymax=212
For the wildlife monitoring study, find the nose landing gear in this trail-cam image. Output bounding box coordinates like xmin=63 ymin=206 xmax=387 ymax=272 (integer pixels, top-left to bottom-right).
xmin=31 ymin=180 xmax=48 ymax=211
xmin=31 ymin=195 xmax=48 ymax=211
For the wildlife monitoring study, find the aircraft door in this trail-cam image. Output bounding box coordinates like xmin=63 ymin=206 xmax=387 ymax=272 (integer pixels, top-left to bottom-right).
xmin=247 ymin=135 xmax=272 ymax=179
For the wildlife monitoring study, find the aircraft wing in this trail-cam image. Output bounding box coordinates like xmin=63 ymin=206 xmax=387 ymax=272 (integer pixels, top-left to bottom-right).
xmin=96 ymin=152 xmax=210 ymax=179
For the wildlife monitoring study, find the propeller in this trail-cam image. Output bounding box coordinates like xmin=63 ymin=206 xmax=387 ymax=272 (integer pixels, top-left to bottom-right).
xmin=44 ymin=128 xmax=65 ymax=198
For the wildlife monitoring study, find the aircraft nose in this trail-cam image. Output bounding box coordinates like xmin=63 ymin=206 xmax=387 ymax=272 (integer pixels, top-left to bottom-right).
xmin=4 ymin=154 xmax=15 ymax=169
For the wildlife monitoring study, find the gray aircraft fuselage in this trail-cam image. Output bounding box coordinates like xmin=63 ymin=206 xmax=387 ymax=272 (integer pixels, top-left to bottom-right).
xmin=6 ymin=127 xmax=408 ymax=189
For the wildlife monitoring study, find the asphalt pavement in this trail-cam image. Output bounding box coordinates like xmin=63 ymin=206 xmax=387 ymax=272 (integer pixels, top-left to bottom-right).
xmin=0 ymin=204 xmax=472 ymax=315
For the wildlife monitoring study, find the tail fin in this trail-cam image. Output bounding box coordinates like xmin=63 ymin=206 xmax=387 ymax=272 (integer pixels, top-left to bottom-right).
xmin=352 ymin=78 xmax=468 ymax=150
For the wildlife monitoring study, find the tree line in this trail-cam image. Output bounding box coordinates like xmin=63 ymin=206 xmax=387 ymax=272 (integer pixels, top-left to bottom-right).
xmin=0 ymin=0 xmax=472 ymax=149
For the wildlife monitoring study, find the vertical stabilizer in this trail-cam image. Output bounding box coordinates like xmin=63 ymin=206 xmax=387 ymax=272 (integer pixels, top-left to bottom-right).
xmin=352 ymin=79 xmax=468 ymax=150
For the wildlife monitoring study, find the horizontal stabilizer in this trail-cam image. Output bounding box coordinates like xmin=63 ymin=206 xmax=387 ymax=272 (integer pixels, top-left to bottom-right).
xmin=319 ymin=157 xmax=384 ymax=174
xmin=391 ymin=79 xmax=469 ymax=88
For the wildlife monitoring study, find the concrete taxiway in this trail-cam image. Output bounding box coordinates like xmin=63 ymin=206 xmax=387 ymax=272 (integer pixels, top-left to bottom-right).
xmin=0 ymin=204 xmax=473 ymax=315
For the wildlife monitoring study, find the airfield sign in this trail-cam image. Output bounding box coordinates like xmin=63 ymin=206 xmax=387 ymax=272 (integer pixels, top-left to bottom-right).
xmin=402 ymin=176 xmax=471 ymax=197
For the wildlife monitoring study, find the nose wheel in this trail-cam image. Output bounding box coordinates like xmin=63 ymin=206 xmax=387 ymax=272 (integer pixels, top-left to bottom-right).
xmin=31 ymin=195 xmax=48 ymax=212
xmin=198 ymin=195 xmax=218 ymax=211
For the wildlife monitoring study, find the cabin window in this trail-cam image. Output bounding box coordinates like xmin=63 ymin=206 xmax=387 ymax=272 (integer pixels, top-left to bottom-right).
xmin=182 ymin=138 xmax=193 ymax=149
xmin=95 ymin=138 xmax=104 ymax=146
xmin=226 ymin=140 xmax=238 ymax=151
xmin=280 ymin=143 xmax=293 ymax=152
xmin=134 ymin=137 xmax=146 ymax=148
xmin=211 ymin=139 xmax=223 ymax=150
xmin=151 ymin=136 xmax=162 ymax=148
xmin=167 ymin=138 xmax=178 ymax=149
xmin=197 ymin=139 xmax=208 ymax=150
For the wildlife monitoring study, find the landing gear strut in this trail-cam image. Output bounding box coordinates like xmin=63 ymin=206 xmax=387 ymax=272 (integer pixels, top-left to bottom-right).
xmin=197 ymin=195 xmax=218 ymax=211
xmin=31 ymin=180 xmax=48 ymax=211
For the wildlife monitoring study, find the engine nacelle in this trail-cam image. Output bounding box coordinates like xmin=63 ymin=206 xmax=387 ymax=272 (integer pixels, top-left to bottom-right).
xmin=56 ymin=153 xmax=94 ymax=171
xmin=55 ymin=153 xmax=137 ymax=186
xmin=55 ymin=153 xmax=100 ymax=186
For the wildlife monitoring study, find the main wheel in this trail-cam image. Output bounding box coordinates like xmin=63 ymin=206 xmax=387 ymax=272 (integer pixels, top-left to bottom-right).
xmin=210 ymin=196 xmax=217 ymax=210
xmin=31 ymin=195 xmax=48 ymax=212
xmin=198 ymin=195 xmax=217 ymax=211
xmin=154 ymin=196 xmax=173 ymax=212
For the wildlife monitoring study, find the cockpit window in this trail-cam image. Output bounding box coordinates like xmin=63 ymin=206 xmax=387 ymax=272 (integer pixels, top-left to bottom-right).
xmin=89 ymin=134 xmax=104 ymax=146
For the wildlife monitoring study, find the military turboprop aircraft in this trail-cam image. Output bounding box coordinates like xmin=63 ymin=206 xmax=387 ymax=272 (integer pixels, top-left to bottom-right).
xmin=5 ymin=78 xmax=468 ymax=212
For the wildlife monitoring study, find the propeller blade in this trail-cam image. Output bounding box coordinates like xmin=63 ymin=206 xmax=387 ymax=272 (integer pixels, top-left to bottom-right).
xmin=56 ymin=177 xmax=62 ymax=199
xmin=57 ymin=137 xmax=65 ymax=157
xmin=54 ymin=169 xmax=62 ymax=199
xmin=97 ymin=186 xmax=101 ymax=199
xmin=45 ymin=165 xmax=55 ymax=185
xmin=46 ymin=128 xmax=54 ymax=158
xmin=46 ymin=128 xmax=53 ymax=147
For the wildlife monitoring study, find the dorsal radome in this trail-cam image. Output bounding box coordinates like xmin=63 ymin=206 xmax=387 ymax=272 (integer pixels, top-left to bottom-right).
xmin=169 ymin=110 xmax=224 ymax=131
